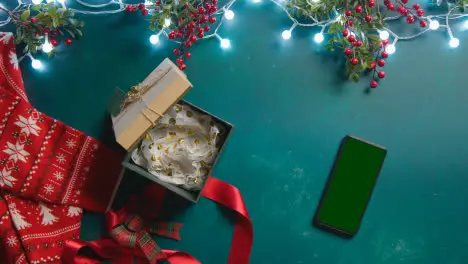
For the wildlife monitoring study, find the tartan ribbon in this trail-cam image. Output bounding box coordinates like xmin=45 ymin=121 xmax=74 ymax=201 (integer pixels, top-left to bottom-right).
xmin=63 ymin=184 xmax=198 ymax=264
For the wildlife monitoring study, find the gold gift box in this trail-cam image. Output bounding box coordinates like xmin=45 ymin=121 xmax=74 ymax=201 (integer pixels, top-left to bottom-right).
xmin=110 ymin=58 xmax=192 ymax=151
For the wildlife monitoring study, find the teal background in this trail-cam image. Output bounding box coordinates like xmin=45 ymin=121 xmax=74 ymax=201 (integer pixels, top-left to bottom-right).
xmin=4 ymin=0 xmax=468 ymax=262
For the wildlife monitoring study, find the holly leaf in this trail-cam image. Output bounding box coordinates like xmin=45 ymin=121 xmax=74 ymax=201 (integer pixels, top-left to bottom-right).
xmin=76 ymin=28 xmax=83 ymax=37
xmin=48 ymin=49 xmax=55 ymax=58
xmin=31 ymin=4 xmax=42 ymax=11
xmin=65 ymin=28 xmax=75 ymax=38
xmin=20 ymin=10 xmax=30 ymax=21
xmin=350 ymin=72 xmax=360 ymax=82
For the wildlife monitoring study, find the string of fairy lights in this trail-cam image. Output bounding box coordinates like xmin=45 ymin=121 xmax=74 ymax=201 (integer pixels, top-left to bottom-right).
xmin=1 ymin=0 xmax=468 ymax=70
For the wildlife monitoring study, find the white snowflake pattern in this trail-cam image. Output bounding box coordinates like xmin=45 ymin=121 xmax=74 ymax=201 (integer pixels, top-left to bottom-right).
xmin=65 ymin=139 xmax=76 ymax=149
xmin=67 ymin=206 xmax=82 ymax=217
xmin=0 ymin=33 xmax=13 ymax=44
xmin=56 ymin=153 xmax=66 ymax=164
xmin=3 ymin=142 xmax=30 ymax=163
xmin=6 ymin=236 xmax=17 ymax=247
xmin=0 ymin=168 xmax=16 ymax=188
xmin=8 ymin=51 xmax=18 ymax=70
xmin=44 ymin=184 xmax=54 ymax=195
xmin=14 ymin=115 xmax=41 ymax=136
xmin=54 ymin=171 xmax=64 ymax=181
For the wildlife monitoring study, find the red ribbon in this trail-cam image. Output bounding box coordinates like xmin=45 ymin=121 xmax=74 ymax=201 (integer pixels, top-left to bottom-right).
xmin=64 ymin=177 xmax=253 ymax=264
xmin=202 ymin=177 xmax=253 ymax=264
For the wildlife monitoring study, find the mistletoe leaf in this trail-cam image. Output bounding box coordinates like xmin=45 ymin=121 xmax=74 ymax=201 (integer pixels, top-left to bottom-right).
xmin=20 ymin=10 xmax=30 ymax=21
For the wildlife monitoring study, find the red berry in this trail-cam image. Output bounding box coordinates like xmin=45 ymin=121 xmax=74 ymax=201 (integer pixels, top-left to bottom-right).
xmin=125 ymin=5 xmax=134 ymax=12
xmin=368 ymin=0 xmax=375 ymax=7
xmin=208 ymin=16 xmax=216 ymax=24
xmin=65 ymin=38 xmax=72 ymax=45
xmin=168 ymin=31 xmax=176 ymax=39
xmin=377 ymin=59 xmax=385 ymax=67
xmin=205 ymin=3 xmax=212 ymax=9
xmin=370 ymin=80 xmax=378 ymax=88
xmin=43 ymin=28 xmax=50 ymax=35
xmin=138 ymin=3 xmax=145 ymax=10
xmin=387 ymin=3 xmax=395 ymax=10
xmin=365 ymin=15 xmax=372 ymax=22
xmin=176 ymin=57 xmax=184 ymax=65
xmin=342 ymin=30 xmax=349 ymax=37
xmin=419 ymin=20 xmax=427 ymax=27
xmin=417 ymin=9 xmax=424 ymax=16
xmin=53 ymin=29 xmax=59 ymax=36
xmin=197 ymin=32 xmax=204 ymax=38
xmin=209 ymin=6 xmax=217 ymax=13
xmin=179 ymin=64 xmax=186 ymax=70
xmin=382 ymin=39 xmax=390 ymax=46
xmin=50 ymin=39 xmax=58 ymax=47
xmin=344 ymin=48 xmax=352 ymax=56
xmin=369 ymin=62 xmax=376 ymax=69
xmin=402 ymin=9 xmax=408 ymax=16
xmin=413 ymin=3 xmax=420 ymax=9
xmin=190 ymin=35 xmax=197 ymax=42
xmin=348 ymin=35 xmax=356 ymax=42
xmin=213 ymin=0 xmax=218 ymax=4
xmin=345 ymin=10 xmax=352 ymax=16
xmin=378 ymin=71 xmax=386 ymax=79
xmin=173 ymin=48 xmax=180 ymax=56
xmin=402 ymin=0 xmax=408 ymax=3
xmin=197 ymin=27 xmax=204 ymax=34
xmin=141 ymin=9 xmax=149 ymax=16
xmin=384 ymin=0 xmax=390 ymax=5
xmin=198 ymin=7 xmax=205 ymax=14
xmin=381 ymin=51 xmax=389 ymax=58
xmin=351 ymin=58 xmax=359 ymax=65
xmin=397 ymin=6 xmax=404 ymax=13
xmin=355 ymin=5 xmax=362 ymax=13
xmin=185 ymin=52 xmax=191 ymax=59
xmin=176 ymin=31 xmax=183 ymax=38
xmin=34 ymin=31 xmax=40 ymax=37
xmin=188 ymin=21 xmax=196 ymax=28
xmin=204 ymin=25 xmax=210 ymax=32
xmin=201 ymin=15 xmax=208 ymax=22
xmin=406 ymin=15 xmax=414 ymax=24
xmin=185 ymin=41 xmax=192 ymax=48
xmin=30 ymin=17 xmax=37 ymax=23
xmin=184 ymin=3 xmax=189 ymax=8
xmin=355 ymin=40 xmax=363 ymax=46
xmin=347 ymin=20 xmax=354 ymax=26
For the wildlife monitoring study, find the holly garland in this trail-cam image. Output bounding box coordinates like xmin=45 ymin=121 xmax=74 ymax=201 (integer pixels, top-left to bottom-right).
xmin=0 ymin=0 xmax=466 ymax=88
xmin=0 ymin=2 xmax=83 ymax=58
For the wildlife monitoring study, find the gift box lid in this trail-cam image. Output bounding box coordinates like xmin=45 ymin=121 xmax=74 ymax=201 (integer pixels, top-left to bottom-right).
xmin=109 ymin=58 xmax=192 ymax=150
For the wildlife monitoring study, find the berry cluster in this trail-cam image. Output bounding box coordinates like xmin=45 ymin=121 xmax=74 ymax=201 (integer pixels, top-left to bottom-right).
xmin=168 ymin=0 xmax=219 ymax=70
xmin=388 ymin=0 xmax=427 ymax=28
xmin=125 ymin=3 xmax=149 ymax=16
xmin=341 ymin=0 xmax=427 ymax=88
xmin=30 ymin=22 xmax=73 ymax=47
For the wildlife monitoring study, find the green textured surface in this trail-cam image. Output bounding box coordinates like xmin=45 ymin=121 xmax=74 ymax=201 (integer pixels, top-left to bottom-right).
xmin=316 ymin=136 xmax=387 ymax=236
xmin=7 ymin=0 xmax=468 ymax=262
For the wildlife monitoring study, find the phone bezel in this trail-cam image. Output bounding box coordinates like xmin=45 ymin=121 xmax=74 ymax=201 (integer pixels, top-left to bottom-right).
xmin=313 ymin=135 xmax=387 ymax=238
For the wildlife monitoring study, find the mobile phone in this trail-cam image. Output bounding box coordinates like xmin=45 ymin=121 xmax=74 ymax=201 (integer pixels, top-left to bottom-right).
xmin=313 ymin=135 xmax=387 ymax=238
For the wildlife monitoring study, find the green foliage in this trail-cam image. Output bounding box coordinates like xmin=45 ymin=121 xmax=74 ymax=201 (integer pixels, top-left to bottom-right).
xmin=8 ymin=3 xmax=84 ymax=55
xmin=285 ymin=0 xmax=388 ymax=81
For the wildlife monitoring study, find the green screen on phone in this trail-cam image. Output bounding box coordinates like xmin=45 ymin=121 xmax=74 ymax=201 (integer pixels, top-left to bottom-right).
xmin=315 ymin=136 xmax=387 ymax=236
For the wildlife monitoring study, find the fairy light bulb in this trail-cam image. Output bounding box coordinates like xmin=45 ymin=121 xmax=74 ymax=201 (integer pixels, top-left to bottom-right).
xmin=42 ymin=42 xmax=53 ymax=53
xmin=463 ymin=20 xmax=468 ymax=29
xmin=46 ymin=0 xmax=53 ymax=2
xmin=32 ymin=0 xmax=42 ymax=4
xmin=314 ymin=33 xmax=324 ymax=43
xmin=220 ymin=38 xmax=231 ymax=48
xmin=253 ymin=0 xmax=261 ymax=3
xmin=379 ymin=30 xmax=389 ymax=40
xmin=31 ymin=59 xmax=42 ymax=70
xmin=385 ymin=44 xmax=396 ymax=54
xmin=429 ymin=20 xmax=440 ymax=30
xmin=282 ymin=30 xmax=291 ymax=40
xmin=224 ymin=10 xmax=234 ymax=20
xmin=449 ymin=37 xmax=459 ymax=48
xmin=164 ymin=18 xmax=171 ymax=27
xmin=149 ymin=34 xmax=159 ymax=44
xmin=57 ymin=0 xmax=65 ymax=4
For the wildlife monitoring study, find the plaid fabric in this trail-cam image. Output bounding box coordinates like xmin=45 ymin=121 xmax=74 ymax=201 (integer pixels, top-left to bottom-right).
xmin=149 ymin=222 xmax=183 ymax=240
xmin=110 ymin=214 xmax=180 ymax=264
